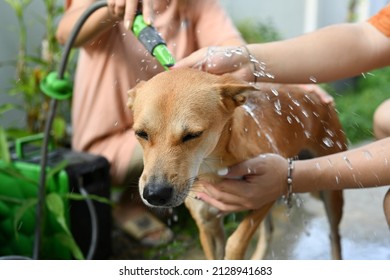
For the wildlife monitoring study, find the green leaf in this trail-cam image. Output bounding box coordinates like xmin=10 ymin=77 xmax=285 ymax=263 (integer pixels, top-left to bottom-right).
xmin=13 ymin=197 xmax=37 ymax=235
xmin=46 ymin=193 xmax=85 ymax=260
xmin=52 ymin=117 xmax=66 ymax=140
xmin=65 ymin=192 xmax=113 ymax=206
xmin=53 ymin=232 xmax=85 ymax=260
xmin=0 ymin=127 xmax=11 ymax=163
xmin=0 ymin=104 xmax=15 ymax=116
xmin=45 ymin=193 xmax=70 ymax=235
xmin=45 ymin=160 xmax=68 ymax=184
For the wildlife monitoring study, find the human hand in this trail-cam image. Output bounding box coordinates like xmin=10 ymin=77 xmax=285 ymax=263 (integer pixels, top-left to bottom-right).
xmin=173 ymin=46 xmax=257 ymax=82
xmin=195 ymin=154 xmax=288 ymax=213
xmin=298 ymin=84 xmax=334 ymax=105
xmin=107 ymin=0 xmax=155 ymax=29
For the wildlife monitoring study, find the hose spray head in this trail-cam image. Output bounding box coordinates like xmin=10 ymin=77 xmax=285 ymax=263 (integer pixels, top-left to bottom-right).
xmin=132 ymin=14 xmax=175 ymax=70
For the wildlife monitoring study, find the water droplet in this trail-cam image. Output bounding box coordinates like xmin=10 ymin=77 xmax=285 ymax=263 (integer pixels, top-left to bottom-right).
xmin=309 ymin=76 xmax=317 ymax=83
xmin=325 ymin=129 xmax=335 ymax=137
xmin=271 ymin=88 xmax=279 ymax=96
xmin=322 ymin=137 xmax=334 ymax=148
xmin=362 ymin=150 xmax=373 ymax=160
xmin=224 ymin=50 xmax=233 ymax=57
xmin=292 ymin=99 xmax=300 ymax=107
xmin=114 ymin=121 xmax=118 ymax=126
xmin=343 ymin=155 xmax=353 ymax=170
xmin=274 ymin=101 xmax=282 ymax=115
xmin=287 ymin=116 xmax=293 ymax=124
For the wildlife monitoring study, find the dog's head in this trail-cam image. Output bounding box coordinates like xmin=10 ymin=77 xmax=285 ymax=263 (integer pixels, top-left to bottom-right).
xmin=128 ymin=68 xmax=253 ymax=208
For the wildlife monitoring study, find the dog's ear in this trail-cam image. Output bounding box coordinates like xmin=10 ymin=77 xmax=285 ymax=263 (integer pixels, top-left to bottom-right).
xmin=215 ymin=74 xmax=255 ymax=109
xmin=127 ymin=81 xmax=145 ymax=110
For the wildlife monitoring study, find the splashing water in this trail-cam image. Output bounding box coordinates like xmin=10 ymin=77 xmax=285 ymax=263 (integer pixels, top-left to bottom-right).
xmin=274 ymin=99 xmax=282 ymax=115
xmin=322 ymin=137 xmax=334 ymax=148
xmin=196 ymin=46 xmax=275 ymax=80
xmin=343 ymin=155 xmax=353 ymax=170
xmin=363 ymin=150 xmax=373 ymax=160
xmin=242 ymin=103 xmax=279 ymax=153
xmin=271 ymin=88 xmax=279 ymax=96
xmin=242 ymin=104 xmax=262 ymax=130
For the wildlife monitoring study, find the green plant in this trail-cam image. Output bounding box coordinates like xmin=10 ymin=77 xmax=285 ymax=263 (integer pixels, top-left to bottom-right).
xmin=237 ymin=18 xmax=281 ymax=43
xmin=0 ymin=0 xmax=70 ymax=142
xmin=328 ymin=67 xmax=390 ymax=144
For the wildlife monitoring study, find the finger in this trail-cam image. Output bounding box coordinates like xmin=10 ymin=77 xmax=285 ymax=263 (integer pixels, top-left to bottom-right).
xmin=124 ymin=0 xmax=139 ymax=30
xmin=301 ymin=84 xmax=334 ymax=104
xmin=142 ymin=0 xmax=154 ymax=25
xmin=114 ymin=0 xmax=126 ymax=18
xmin=220 ymin=155 xmax=268 ymax=179
xmin=196 ymin=192 xmax=247 ymax=213
xmin=200 ymin=180 xmax=250 ymax=206
xmin=107 ymin=0 xmax=116 ymax=16
xmin=173 ymin=49 xmax=208 ymax=68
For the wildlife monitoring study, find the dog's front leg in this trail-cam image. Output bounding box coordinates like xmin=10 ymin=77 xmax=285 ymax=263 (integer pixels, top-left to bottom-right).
xmin=185 ymin=198 xmax=225 ymax=259
xmin=225 ymin=203 xmax=274 ymax=260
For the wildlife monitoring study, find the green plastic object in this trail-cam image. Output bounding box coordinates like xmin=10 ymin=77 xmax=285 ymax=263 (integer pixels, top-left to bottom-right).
xmin=132 ymin=14 xmax=175 ymax=70
xmin=40 ymin=71 xmax=73 ymax=100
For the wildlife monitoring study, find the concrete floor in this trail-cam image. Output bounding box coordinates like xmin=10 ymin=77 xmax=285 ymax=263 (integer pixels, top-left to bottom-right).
xmin=264 ymin=187 xmax=390 ymax=260
xmin=179 ymin=186 xmax=390 ymax=260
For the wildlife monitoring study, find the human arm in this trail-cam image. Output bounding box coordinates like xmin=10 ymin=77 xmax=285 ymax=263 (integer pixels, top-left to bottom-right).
xmin=174 ymin=22 xmax=390 ymax=84
xmin=196 ymin=138 xmax=390 ymax=212
xmin=56 ymin=0 xmax=155 ymax=47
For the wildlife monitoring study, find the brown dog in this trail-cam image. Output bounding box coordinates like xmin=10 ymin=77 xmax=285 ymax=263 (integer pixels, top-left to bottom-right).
xmin=127 ymin=68 xmax=347 ymax=260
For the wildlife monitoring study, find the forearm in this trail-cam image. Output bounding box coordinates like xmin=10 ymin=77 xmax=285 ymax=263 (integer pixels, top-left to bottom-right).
xmin=248 ymin=22 xmax=390 ymax=84
xmin=294 ymin=138 xmax=390 ymax=193
xmin=56 ymin=4 xmax=115 ymax=47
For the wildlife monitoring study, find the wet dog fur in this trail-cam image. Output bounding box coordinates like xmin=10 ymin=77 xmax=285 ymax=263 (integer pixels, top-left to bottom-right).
xmin=127 ymin=68 xmax=347 ymax=259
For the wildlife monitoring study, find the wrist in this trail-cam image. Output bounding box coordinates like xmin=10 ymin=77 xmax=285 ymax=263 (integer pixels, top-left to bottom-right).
xmin=284 ymin=158 xmax=295 ymax=207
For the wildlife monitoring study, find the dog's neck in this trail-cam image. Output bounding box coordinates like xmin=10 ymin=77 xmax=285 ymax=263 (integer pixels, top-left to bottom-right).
xmin=200 ymin=108 xmax=249 ymax=175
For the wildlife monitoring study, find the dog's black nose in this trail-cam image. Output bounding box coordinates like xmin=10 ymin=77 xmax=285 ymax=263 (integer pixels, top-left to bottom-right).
xmin=143 ymin=183 xmax=173 ymax=206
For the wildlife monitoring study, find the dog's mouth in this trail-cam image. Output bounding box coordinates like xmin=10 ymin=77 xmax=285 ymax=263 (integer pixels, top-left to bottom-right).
xmin=141 ymin=179 xmax=194 ymax=208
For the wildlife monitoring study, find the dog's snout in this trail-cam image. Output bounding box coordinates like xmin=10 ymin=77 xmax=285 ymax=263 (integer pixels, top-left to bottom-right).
xmin=143 ymin=183 xmax=173 ymax=207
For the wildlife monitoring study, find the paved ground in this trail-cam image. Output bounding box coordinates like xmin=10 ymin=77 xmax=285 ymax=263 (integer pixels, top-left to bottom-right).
xmin=110 ymin=185 xmax=390 ymax=260
xmin=264 ymin=187 xmax=390 ymax=260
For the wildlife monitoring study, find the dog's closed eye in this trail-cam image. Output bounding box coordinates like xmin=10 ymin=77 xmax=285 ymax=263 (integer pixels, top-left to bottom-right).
xmin=182 ymin=131 xmax=203 ymax=143
xmin=135 ymin=130 xmax=149 ymax=140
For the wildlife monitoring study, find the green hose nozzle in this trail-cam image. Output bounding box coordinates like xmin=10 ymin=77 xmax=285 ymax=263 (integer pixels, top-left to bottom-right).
xmin=132 ymin=14 xmax=175 ymax=70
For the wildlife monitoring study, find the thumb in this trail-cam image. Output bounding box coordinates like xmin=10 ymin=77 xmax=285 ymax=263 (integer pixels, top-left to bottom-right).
xmin=218 ymin=155 xmax=270 ymax=179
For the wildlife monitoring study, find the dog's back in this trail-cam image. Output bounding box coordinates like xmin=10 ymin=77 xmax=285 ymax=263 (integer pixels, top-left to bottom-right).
xmin=227 ymin=83 xmax=347 ymax=161
xmin=128 ymin=68 xmax=346 ymax=259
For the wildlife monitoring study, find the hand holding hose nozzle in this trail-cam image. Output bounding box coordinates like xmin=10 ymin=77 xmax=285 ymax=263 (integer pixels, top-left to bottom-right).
xmin=132 ymin=13 xmax=175 ymax=70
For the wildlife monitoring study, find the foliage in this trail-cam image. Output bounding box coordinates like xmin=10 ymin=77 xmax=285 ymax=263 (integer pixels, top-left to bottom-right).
xmin=237 ymin=18 xmax=281 ymax=43
xmin=0 ymin=0 xmax=70 ymax=143
xmin=328 ymin=67 xmax=390 ymax=144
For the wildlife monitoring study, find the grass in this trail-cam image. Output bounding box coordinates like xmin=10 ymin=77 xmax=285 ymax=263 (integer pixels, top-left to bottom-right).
xmin=326 ymin=67 xmax=390 ymax=144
